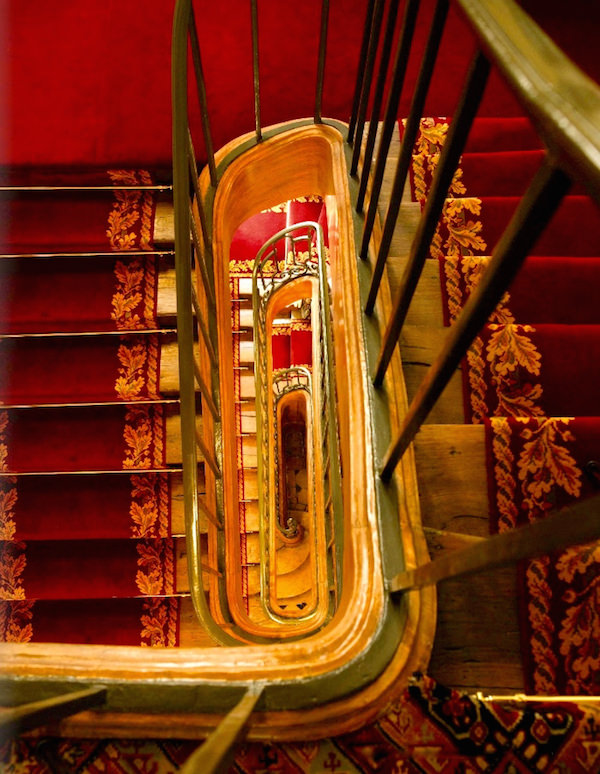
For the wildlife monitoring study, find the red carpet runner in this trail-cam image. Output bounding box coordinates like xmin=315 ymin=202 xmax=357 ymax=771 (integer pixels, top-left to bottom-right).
xmin=0 ymin=171 xmax=180 ymax=648
xmin=407 ymin=116 xmax=600 ymax=695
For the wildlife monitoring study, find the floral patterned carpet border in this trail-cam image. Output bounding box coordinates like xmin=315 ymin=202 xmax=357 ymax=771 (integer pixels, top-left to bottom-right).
xmin=2 ymin=676 xmax=600 ymax=773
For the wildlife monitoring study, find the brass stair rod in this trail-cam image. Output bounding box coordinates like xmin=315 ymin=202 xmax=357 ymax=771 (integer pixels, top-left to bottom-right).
xmin=0 ymin=250 xmax=174 ymax=259
xmin=0 ymin=185 xmax=172 ymax=192
xmin=0 ymin=468 xmax=182 ymax=477
xmin=391 ymin=493 xmax=600 ymax=592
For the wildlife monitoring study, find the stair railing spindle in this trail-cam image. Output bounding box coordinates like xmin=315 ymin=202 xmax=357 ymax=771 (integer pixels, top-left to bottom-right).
xmin=188 ymin=4 xmax=218 ymax=187
xmin=251 ymin=0 xmax=262 ymax=141
xmin=351 ymin=0 xmax=400 ymax=185
xmin=314 ymin=0 xmax=330 ymax=123
xmin=350 ymin=0 xmax=387 ymax=177
xmin=380 ymin=159 xmax=572 ymax=482
xmin=357 ymin=0 xmax=420 ymax=218
xmin=362 ymin=0 xmax=448 ymax=304
xmin=348 ymin=0 xmax=377 ymax=143
xmin=372 ymin=50 xmax=491 ymax=385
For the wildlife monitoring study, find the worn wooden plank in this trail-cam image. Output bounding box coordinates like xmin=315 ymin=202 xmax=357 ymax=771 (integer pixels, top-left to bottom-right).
xmin=413 ymin=424 xmax=490 ymax=535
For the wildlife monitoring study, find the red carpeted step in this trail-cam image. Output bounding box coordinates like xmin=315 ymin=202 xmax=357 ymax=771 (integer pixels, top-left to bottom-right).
xmin=230 ymin=210 xmax=287 ymax=265
xmin=0 ymin=255 xmax=163 ymax=334
xmin=463 ymin=116 xmax=542 ymax=153
xmin=0 ymin=185 xmax=156 ymax=253
xmin=0 ymin=333 xmax=168 ymax=405
xmin=290 ymin=329 xmax=313 ymax=367
xmin=484 ymin=415 xmax=600 ymax=695
xmin=0 ymin=597 xmax=181 ymax=647
xmin=1 ymin=472 xmax=173 ymax=541
xmin=464 ymin=324 xmax=600 ymax=421
xmin=436 ymin=195 xmax=600 ymax=259
xmin=272 ymin=334 xmax=291 ymax=370
xmin=439 ymin=255 xmax=600 ymax=326
xmin=0 ymin=537 xmax=176 ymax=600
xmin=2 ymin=404 xmax=167 ymax=473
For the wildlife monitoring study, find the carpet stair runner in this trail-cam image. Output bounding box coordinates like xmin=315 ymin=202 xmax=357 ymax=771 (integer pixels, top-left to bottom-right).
xmin=400 ymin=115 xmax=600 ymax=695
xmin=0 ymin=173 xmax=218 ymax=648
xmin=229 ymin=197 xmax=330 ymax=625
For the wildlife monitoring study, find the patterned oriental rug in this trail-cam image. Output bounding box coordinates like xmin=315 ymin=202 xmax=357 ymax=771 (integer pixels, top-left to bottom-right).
xmin=406 ymin=117 xmax=600 ymax=696
xmin=3 ymin=676 xmax=600 ymax=773
xmin=0 ymin=171 xmax=179 ymax=648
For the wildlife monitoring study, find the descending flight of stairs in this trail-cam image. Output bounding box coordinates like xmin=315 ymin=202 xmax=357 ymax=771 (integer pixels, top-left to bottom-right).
xmin=380 ymin=115 xmax=600 ymax=695
xmin=228 ymin=199 xmax=330 ymax=625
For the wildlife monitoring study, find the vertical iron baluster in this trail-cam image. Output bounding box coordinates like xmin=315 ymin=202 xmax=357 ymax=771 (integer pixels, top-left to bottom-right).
xmin=189 ymin=4 xmax=218 ymax=187
xmin=357 ymin=0 xmax=420 ymax=216
xmin=350 ymin=0 xmax=387 ymax=176
xmin=251 ymin=0 xmax=262 ymax=141
xmin=363 ymin=0 xmax=449 ymax=297
xmin=315 ymin=0 xmax=330 ymax=123
xmin=380 ymin=160 xmax=571 ymax=481
xmin=372 ymin=51 xmax=490 ymax=384
xmin=351 ymin=0 xmax=400 ymax=180
xmin=348 ymin=0 xmax=377 ymax=143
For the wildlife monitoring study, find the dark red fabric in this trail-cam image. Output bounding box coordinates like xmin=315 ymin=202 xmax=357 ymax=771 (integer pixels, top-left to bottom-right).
xmin=3 ymin=404 xmax=166 ymax=473
xmin=463 ymin=117 xmax=542 ymax=153
xmin=0 ymin=191 xmax=153 ymax=252
xmin=290 ymin=330 xmax=313 ymax=367
xmin=0 ymin=333 xmax=166 ymax=404
xmin=439 ymin=255 xmax=600 ymax=326
xmin=0 ymin=597 xmax=180 ymax=646
xmin=272 ymin=335 xmax=291 ymax=370
xmin=0 ymin=255 xmax=161 ymax=334
xmin=0 ymin=537 xmax=175 ymax=600
xmin=230 ymin=211 xmax=287 ymax=264
xmin=2 ymin=473 xmax=173 ymax=541
xmin=435 ymin=195 xmax=600 ymax=259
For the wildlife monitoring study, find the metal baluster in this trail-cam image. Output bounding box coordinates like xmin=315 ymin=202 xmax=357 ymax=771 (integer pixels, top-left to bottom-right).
xmin=362 ymin=0 xmax=448 ymax=293
xmin=350 ymin=0 xmax=387 ymax=176
xmin=348 ymin=0 xmax=377 ymax=143
xmin=357 ymin=0 xmax=420 ymax=217
xmin=251 ymin=0 xmax=262 ymax=141
xmin=189 ymin=4 xmax=218 ymax=187
xmin=350 ymin=0 xmax=400 ymax=178
xmin=371 ymin=51 xmax=491 ymax=381
xmin=315 ymin=0 xmax=330 ymax=123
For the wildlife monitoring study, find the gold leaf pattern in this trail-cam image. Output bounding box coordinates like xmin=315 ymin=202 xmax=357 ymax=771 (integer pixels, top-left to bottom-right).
xmin=140 ymin=597 xmax=178 ymax=647
xmin=0 ymin=600 xmax=33 ymax=643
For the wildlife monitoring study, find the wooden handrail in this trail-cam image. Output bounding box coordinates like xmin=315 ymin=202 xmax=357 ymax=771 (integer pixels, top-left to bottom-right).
xmin=457 ymin=0 xmax=600 ymax=203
